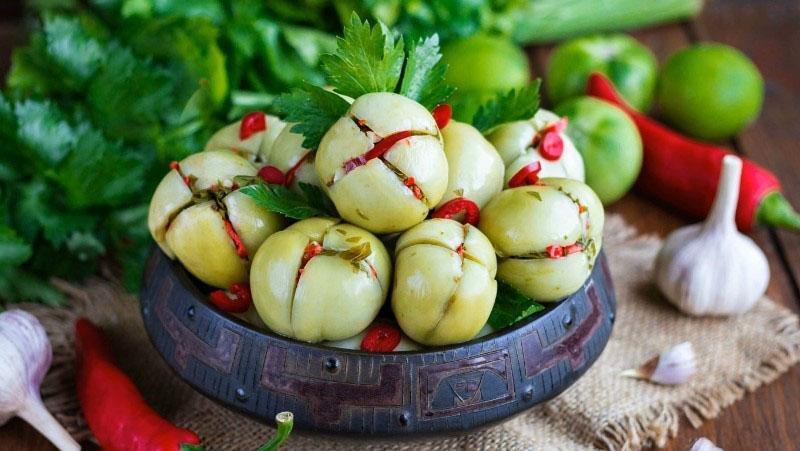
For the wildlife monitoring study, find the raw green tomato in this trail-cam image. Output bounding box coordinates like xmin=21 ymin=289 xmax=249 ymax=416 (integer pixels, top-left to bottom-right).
xmin=250 ymin=220 xmax=391 ymax=343
xmin=487 ymin=109 xmax=585 ymax=186
xmin=479 ymin=181 xmax=603 ymax=302
xmin=165 ymin=201 xmax=249 ymax=288
xmin=147 ymin=150 xmax=257 ymax=257
xmin=555 ymin=96 xmax=642 ymax=205
xmin=438 ymin=121 xmax=504 ymax=209
xmin=391 ymin=219 xmax=497 ymax=346
xmin=441 ymin=34 xmax=531 ymax=121
xmin=316 ymin=92 xmax=448 ymax=234
xmin=268 ymin=125 xmax=321 ymax=191
xmin=204 ymin=113 xmax=287 ymax=163
xmin=547 ymin=34 xmax=658 ymax=111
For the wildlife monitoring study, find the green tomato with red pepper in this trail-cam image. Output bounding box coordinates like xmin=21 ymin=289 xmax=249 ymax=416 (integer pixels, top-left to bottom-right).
xmin=479 ymin=178 xmax=604 ymax=302
xmin=547 ymin=34 xmax=658 ymax=111
xmin=204 ymin=112 xmax=287 ymax=164
xmin=438 ymin=120 xmax=504 ymax=209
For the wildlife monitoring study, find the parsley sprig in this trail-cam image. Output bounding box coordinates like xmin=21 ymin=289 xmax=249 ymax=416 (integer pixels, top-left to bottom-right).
xmin=240 ymin=182 xmax=337 ymax=220
xmin=471 ymin=80 xmax=542 ymax=133
xmin=487 ymin=280 xmax=546 ymax=329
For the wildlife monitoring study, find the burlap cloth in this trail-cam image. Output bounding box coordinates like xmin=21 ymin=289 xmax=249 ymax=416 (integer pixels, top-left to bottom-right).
xmin=21 ymin=214 xmax=800 ymax=450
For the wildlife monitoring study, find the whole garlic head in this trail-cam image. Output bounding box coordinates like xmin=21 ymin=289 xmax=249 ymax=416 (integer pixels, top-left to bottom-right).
xmin=655 ymin=155 xmax=769 ymax=316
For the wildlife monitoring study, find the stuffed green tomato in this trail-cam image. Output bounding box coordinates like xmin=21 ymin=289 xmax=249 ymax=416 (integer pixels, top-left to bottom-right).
xmin=147 ymin=150 xmax=284 ymax=288
xmin=479 ymin=178 xmax=604 ymax=302
xmin=391 ymin=219 xmax=497 ymax=346
xmin=250 ymin=218 xmax=391 ymax=343
xmin=487 ymin=110 xmax=585 ymax=187
xmin=204 ymin=112 xmax=287 ymax=164
xmin=316 ymin=92 xmax=449 ymax=234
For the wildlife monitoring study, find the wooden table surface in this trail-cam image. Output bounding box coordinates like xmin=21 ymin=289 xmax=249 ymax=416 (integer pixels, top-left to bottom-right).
xmin=1 ymin=0 xmax=798 ymax=449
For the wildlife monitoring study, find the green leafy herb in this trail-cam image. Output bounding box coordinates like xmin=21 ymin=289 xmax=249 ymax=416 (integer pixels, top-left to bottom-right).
xmin=273 ymin=85 xmax=350 ymax=149
xmin=471 ymin=80 xmax=542 ymax=133
xmin=0 ymin=226 xmax=33 ymax=267
xmin=487 ymin=279 xmax=546 ymax=329
xmin=399 ymin=34 xmax=454 ymax=109
xmin=321 ymin=14 xmax=405 ymax=98
xmin=240 ymin=182 xmax=337 ymax=220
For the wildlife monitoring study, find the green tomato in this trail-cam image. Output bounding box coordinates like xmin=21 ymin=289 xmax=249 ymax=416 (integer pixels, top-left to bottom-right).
xmin=391 ymin=219 xmax=497 ymax=346
xmin=250 ymin=219 xmax=391 ymax=343
xmin=554 ymin=97 xmax=642 ymax=205
xmin=659 ymin=43 xmax=764 ymax=140
xmin=478 ymin=180 xmax=603 ymax=301
xmin=316 ymin=92 xmax=448 ymax=233
xmin=441 ymin=34 xmax=530 ymax=120
xmin=204 ymin=114 xmax=286 ymax=163
xmin=438 ymin=121 xmax=505 ymax=209
xmin=547 ymin=34 xmax=658 ymax=111
xmin=268 ymin=126 xmax=321 ymax=191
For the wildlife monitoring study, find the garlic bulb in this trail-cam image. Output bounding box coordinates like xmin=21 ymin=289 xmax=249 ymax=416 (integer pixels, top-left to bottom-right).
xmin=0 ymin=310 xmax=80 ymax=451
xmin=690 ymin=437 xmax=723 ymax=451
xmin=655 ymin=155 xmax=769 ymax=316
xmin=621 ymin=341 xmax=696 ymax=385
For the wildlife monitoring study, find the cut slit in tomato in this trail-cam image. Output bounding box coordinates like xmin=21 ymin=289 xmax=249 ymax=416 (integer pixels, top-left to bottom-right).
xmin=508 ymin=161 xmax=542 ymax=188
xmin=431 ymin=197 xmax=480 ymax=226
xmin=223 ymin=218 xmax=248 ymax=259
xmin=240 ymin=112 xmax=267 ymax=140
xmin=545 ymin=243 xmax=583 ymax=259
xmin=342 ymin=130 xmax=414 ymax=174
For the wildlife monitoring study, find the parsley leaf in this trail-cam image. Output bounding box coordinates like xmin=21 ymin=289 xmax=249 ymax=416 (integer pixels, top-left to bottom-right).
xmin=43 ymin=14 xmax=106 ymax=83
xmin=399 ymin=34 xmax=454 ymax=109
xmin=273 ymin=84 xmax=350 ymax=149
xmin=321 ymin=14 xmax=405 ymax=98
xmin=299 ymin=182 xmax=338 ymax=216
xmin=14 ymin=99 xmax=78 ymax=167
xmin=0 ymin=226 xmax=32 ymax=267
xmin=240 ymin=182 xmax=337 ymax=220
xmin=471 ymin=80 xmax=542 ymax=133
xmin=487 ymin=279 xmax=546 ymax=329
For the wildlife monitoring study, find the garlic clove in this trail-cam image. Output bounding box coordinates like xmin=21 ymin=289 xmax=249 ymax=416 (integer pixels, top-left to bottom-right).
xmin=690 ymin=437 xmax=723 ymax=451
xmin=621 ymin=342 xmax=696 ymax=385
xmin=655 ymin=155 xmax=770 ymax=316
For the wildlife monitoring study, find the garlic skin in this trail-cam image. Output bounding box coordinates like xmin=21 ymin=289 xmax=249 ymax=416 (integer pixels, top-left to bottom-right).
xmin=690 ymin=437 xmax=723 ymax=451
xmin=621 ymin=341 xmax=696 ymax=385
xmin=655 ymin=155 xmax=769 ymax=316
xmin=0 ymin=310 xmax=79 ymax=451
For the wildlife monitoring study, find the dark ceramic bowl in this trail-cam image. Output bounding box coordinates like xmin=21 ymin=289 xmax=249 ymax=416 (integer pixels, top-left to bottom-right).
xmin=140 ymin=249 xmax=616 ymax=436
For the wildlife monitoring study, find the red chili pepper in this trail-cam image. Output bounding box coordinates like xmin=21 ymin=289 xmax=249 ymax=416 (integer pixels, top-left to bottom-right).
xmin=169 ymin=161 xmax=180 ymax=171
xmin=258 ymin=165 xmax=287 ymax=185
xmin=343 ymin=130 xmax=414 ymax=172
xmin=587 ymin=72 xmax=800 ymax=232
xmin=432 ymin=104 xmax=452 ymax=130
xmin=456 ymin=243 xmax=465 ymax=257
xmin=360 ymin=323 xmax=402 ymax=352
xmin=431 ymin=197 xmax=480 ymax=225
xmin=284 ymin=152 xmax=311 ymax=186
xmin=539 ymin=131 xmax=564 ymax=161
xmin=544 ymin=118 xmax=568 ymax=134
xmin=404 ymin=176 xmax=424 ymax=200
xmin=75 ymin=319 xmax=201 ymax=451
xmin=223 ymin=219 xmax=248 ymax=259
xmin=209 ymin=283 xmax=252 ymax=314
xmin=508 ymin=161 xmax=542 ymax=188
xmin=169 ymin=161 xmax=193 ymax=188
xmin=301 ymin=242 xmax=323 ymax=267
xmin=240 ymin=112 xmax=267 ymax=140
xmin=564 ymin=243 xmax=583 ymax=255
xmin=545 ymin=245 xmax=564 ymax=259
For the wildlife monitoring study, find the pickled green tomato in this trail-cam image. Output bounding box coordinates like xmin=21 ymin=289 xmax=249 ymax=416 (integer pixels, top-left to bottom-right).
xmin=391 ymin=219 xmax=497 ymax=346
xmin=487 ymin=109 xmax=585 ymax=186
xmin=147 ymin=150 xmax=283 ymax=288
xmin=438 ymin=121 xmax=504 ymax=209
xmin=479 ymin=178 xmax=604 ymax=301
xmin=204 ymin=114 xmax=287 ymax=163
xmin=316 ymin=92 xmax=448 ymax=233
xmin=268 ymin=125 xmax=322 ymax=191
xmin=547 ymin=34 xmax=658 ymax=111
xmin=250 ymin=218 xmax=391 ymax=343
xmin=554 ymin=97 xmax=642 ymax=205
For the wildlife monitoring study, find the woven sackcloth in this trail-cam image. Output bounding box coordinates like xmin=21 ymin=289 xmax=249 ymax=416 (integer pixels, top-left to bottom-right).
xmin=19 ymin=214 xmax=800 ymax=450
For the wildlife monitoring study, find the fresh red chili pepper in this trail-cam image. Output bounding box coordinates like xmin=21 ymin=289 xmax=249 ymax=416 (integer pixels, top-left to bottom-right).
xmin=343 ymin=130 xmax=414 ymax=172
xmin=508 ymin=161 xmax=542 ymax=188
xmin=432 ymin=104 xmax=452 ymax=130
xmin=587 ymin=72 xmax=800 ymax=232
xmin=431 ymin=197 xmax=480 ymax=225
xmin=258 ymin=165 xmax=287 ymax=185
xmin=223 ymin=219 xmax=248 ymax=259
xmin=75 ymin=319 xmax=201 ymax=451
xmin=240 ymin=112 xmax=267 ymax=140
xmin=360 ymin=323 xmax=402 ymax=352
xmin=539 ymin=131 xmax=564 ymax=161
xmin=209 ymin=283 xmax=252 ymax=314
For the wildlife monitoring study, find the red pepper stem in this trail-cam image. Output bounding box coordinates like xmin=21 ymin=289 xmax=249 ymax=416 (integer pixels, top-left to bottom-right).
xmin=257 ymin=412 xmax=294 ymax=451
xmin=757 ymin=192 xmax=800 ymax=231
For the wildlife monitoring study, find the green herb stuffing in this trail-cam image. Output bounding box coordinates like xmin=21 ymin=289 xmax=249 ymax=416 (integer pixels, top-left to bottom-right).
xmin=487 ymin=280 xmax=546 ymax=329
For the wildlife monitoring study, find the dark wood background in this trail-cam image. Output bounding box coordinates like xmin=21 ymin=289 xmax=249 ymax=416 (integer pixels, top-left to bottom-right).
xmin=1 ymin=0 xmax=798 ymax=449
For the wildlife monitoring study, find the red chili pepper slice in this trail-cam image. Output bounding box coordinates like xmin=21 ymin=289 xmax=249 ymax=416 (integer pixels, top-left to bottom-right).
xmin=223 ymin=219 xmax=248 ymax=259
xmin=284 ymin=152 xmax=311 ymax=186
xmin=432 ymin=104 xmax=452 ymax=130
xmin=544 ymin=118 xmax=568 ymax=134
xmin=169 ymin=161 xmax=180 ymax=171
xmin=209 ymin=283 xmax=252 ymax=313
xmin=301 ymin=242 xmax=323 ymax=267
xmin=546 ymin=245 xmax=564 ymax=259
xmin=508 ymin=161 xmax=542 ymax=188
xmin=431 ymin=197 xmax=480 ymax=226
xmin=240 ymin=112 xmax=267 ymax=140
xmin=456 ymin=243 xmax=465 ymax=257
xmin=539 ymin=131 xmax=564 ymax=161
xmin=343 ymin=130 xmax=414 ymax=172
xmin=258 ymin=165 xmax=287 ymax=185
xmin=360 ymin=323 xmax=402 ymax=352
xmin=404 ymin=176 xmax=424 ymax=200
